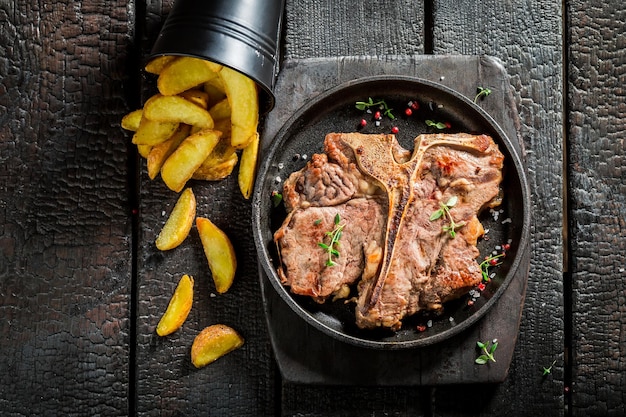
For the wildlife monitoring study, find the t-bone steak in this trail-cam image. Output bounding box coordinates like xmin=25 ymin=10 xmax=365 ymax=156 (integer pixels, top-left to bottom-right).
xmin=274 ymin=132 xmax=504 ymax=330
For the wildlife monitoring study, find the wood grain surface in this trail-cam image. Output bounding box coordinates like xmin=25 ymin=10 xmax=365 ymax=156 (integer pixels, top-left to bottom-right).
xmin=0 ymin=0 xmax=133 ymax=415
xmin=430 ymin=0 xmax=566 ymax=415
xmin=567 ymin=2 xmax=626 ymax=416
xmin=1 ymin=0 xmax=624 ymax=415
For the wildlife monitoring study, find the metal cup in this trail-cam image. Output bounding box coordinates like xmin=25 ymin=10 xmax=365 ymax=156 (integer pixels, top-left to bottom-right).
xmin=149 ymin=0 xmax=285 ymax=114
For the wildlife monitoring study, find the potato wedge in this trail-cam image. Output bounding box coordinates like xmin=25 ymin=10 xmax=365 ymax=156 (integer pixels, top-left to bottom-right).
xmin=192 ymin=139 xmax=238 ymax=181
xmin=203 ymin=77 xmax=227 ymax=104
xmin=208 ymin=98 xmax=231 ymax=121
xmin=137 ymin=144 xmax=152 ymax=159
xmin=156 ymin=274 xmax=194 ymax=336
xmin=132 ymin=116 xmax=179 ymax=146
xmin=144 ymin=94 xmax=214 ymax=129
xmin=145 ymin=55 xmax=178 ymax=75
xmin=147 ymin=124 xmax=191 ymax=180
xmin=161 ymin=129 xmax=222 ymax=192
xmin=213 ymin=118 xmax=232 ymax=139
xmin=238 ymin=132 xmax=259 ymax=199
xmin=155 ymin=188 xmax=196 ymax=250
xmin=218 ymin=66 xmax=258 ymax=149
xmin=180 ymin=89 xmax=210 ymax=109
xmin=158 ymin=56 xmax=221 ymax=96
xmin=196 ymin=217 xmax=236 ymax=294
xmin=191 ymin=324 xmax=244 ymax=368
xmin=121 ymin=109 xmax=143 ymax=131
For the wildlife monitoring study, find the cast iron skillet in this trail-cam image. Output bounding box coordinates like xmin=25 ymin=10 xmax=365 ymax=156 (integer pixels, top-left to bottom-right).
xmin=252 ymin=76 xmax=530 ymax=349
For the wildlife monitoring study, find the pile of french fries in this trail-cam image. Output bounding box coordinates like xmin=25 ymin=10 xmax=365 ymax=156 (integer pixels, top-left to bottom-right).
xmin=121 ymin=55 xmax=259 ymax=198
xmin=121 ymin=56 xmax=257 ymax=366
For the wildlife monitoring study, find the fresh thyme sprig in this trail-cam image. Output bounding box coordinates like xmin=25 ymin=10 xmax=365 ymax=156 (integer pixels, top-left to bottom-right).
xmin=479 ymin=253 xmax=506 ymax=282
xmin=355 ymin=97 xmax=396 ymax=119
xmin=475 ymin=339 xmax=498 ymax=364
xmin=542 ymin=360 xmax=557 ymax=376
xmin=425 ymin=119 xmax=448 ymax=129
xmin=317 ymin=213 xmax=345 ymax=267
xmin=429 ymin=196 xmax=465 ymax=238
xmin=271 ymin=191 xmax=283 ymax=207
xmin=474 ymin=86 xmax=492 ymax=103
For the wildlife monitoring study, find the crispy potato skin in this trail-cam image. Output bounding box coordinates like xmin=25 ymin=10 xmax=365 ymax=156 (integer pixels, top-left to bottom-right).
xmin=156 ymin=274 xmax=194 ymax=336
xmin=161 ymin=129 xmax=222 ymax=192
xmin=191 ymin=324 xmax=244 ymax=368
xmin=196 ymin=217 xmax=237 ymax=293
xmin=124 ymin=55 xmax=261 ymax=198
xmin=155 ymin=188 xmax=197 ymax=250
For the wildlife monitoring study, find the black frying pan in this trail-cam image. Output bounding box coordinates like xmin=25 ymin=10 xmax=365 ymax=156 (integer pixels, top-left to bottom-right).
xmin=252 ymin=76 xmax=530 ymax=349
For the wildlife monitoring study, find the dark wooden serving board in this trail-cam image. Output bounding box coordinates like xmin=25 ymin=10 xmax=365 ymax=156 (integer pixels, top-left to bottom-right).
xmin=259 ymin=55 xmax=529 ymax=385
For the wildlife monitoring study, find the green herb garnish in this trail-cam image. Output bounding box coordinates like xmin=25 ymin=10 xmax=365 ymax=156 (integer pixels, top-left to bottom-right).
xmin=429 ymin=196 xmax=465 ymax=238
xmin=355 ymin=98 xmax=396 ymax=119
xmin=542 ymin=360 xmax=557 ymax=376
xmin=318 ymin=213 xmax=345 ymax=267
xmin=479 ymin=253 xmax=505 ymax=282
xmin=425 ymin=119 xmax=448 ymax=129
xmin=474 ymin=87 xmax=492 ymax=103
xmin=271 ymin=191 xmax=283 ymax=207
xmin=475 ymin=339 xmax=498 ymax=364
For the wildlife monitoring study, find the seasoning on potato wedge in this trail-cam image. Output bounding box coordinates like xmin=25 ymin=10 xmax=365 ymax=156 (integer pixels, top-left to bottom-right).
xmin=161 ymin=129 xmax=222 ymax=192
xmin=156 ymin=274 xmax=194 ymax=336
xmin=155 ymin=188 xmax=196 ymax=251
xmin=196 ymin=217 xmax=236 ymax=294
xmin=191 ymin=324 xmax=244 ymax=368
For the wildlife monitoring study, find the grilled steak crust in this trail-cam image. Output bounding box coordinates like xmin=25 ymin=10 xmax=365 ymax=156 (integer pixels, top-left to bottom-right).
xmin=274 ymin=132 xmax=504 ymax=330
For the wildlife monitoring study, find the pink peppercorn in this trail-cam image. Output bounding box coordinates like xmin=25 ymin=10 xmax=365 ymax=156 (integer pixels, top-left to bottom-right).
xmin=391 ymin=126 xmax=399 ymax=134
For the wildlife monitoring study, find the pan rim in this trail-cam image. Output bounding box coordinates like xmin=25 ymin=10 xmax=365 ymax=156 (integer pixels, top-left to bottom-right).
xmin=253 ymin=75 xmax=531 ymax=349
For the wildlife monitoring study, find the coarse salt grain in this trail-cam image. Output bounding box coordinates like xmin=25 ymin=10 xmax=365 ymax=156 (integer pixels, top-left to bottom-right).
xmin=502 ymin=218 xmax=512 ymax=224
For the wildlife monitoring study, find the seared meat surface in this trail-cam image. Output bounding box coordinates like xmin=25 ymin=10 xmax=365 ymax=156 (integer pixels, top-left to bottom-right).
xmin=274 ymin=132 xmax=504 ymax=330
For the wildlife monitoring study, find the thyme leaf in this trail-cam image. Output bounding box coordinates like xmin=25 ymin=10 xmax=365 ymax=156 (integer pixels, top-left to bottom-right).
xmin=475 ymin=339 xmax=498 ymax=364
xmin=430 ymin=196 xmax=464 ymax=238
xmin=542 ymin=360 xmax=557 ymax=376
xmin=355 ymin=98 xmax=396 ymax=120
xmin=319 ymin=213 xmax=345 ymax=267
xmin=425 ymin=119 xmax=448 ymax=129
xmin=474 ymin=87 xmax=492 ymax=103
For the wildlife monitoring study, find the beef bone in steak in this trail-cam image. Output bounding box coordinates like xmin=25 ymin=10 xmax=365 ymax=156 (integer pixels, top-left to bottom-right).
xmin=274 ymin=132 xmax=504 ymax=330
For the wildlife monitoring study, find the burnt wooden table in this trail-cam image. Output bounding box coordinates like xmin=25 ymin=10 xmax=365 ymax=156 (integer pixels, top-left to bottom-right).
xmin=1 ymin=0 xmax=624 ymax=416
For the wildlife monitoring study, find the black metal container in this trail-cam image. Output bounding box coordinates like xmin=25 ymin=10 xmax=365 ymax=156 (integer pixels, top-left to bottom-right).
xmin=149 ymin=0 xmax=285 ymax=113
